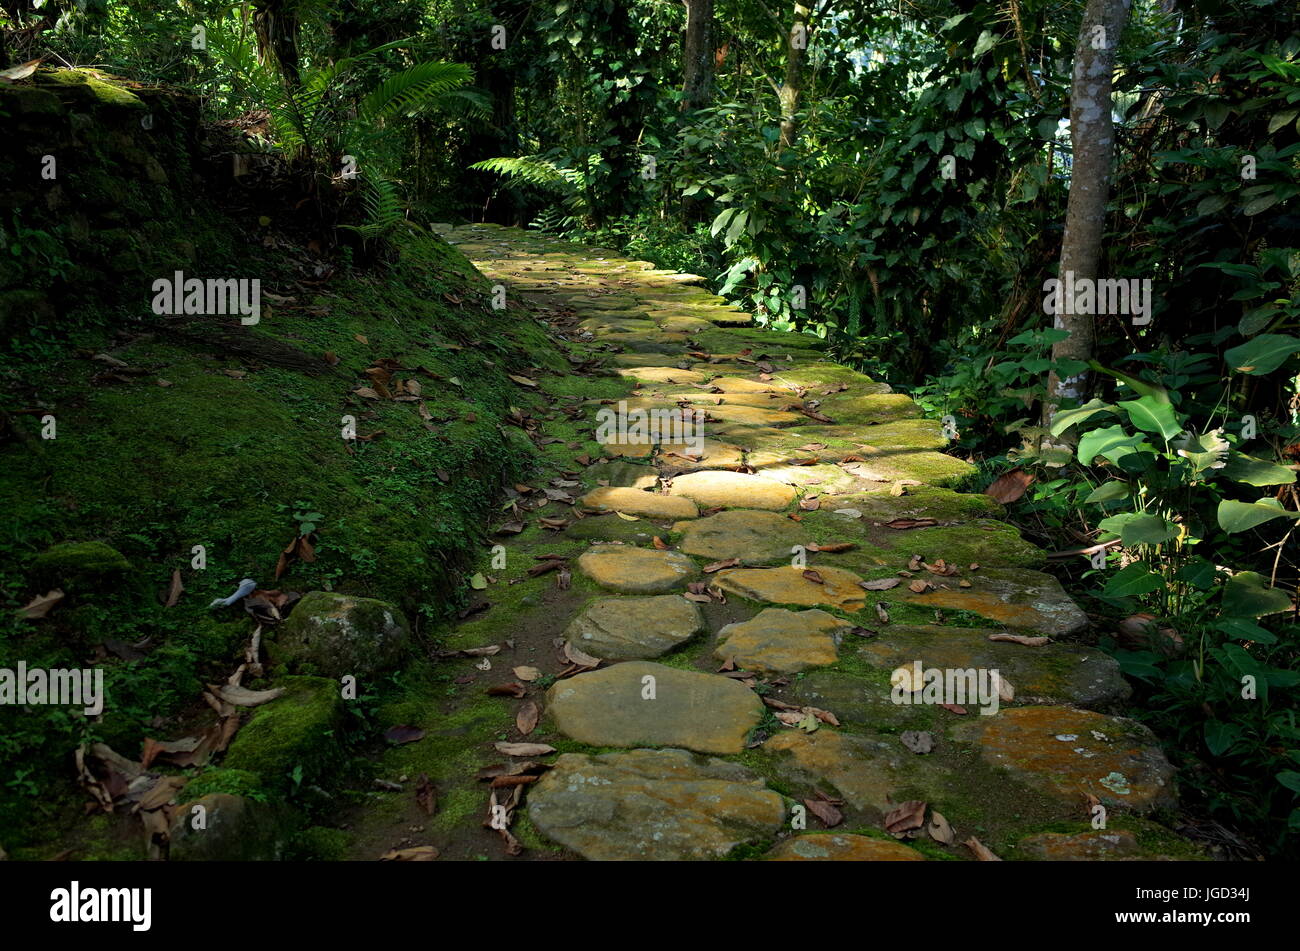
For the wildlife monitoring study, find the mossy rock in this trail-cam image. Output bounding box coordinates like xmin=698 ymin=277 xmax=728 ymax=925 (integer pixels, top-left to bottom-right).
xmin=222 ymin=676 xmax=345 ymax=791
xmin=176 ymin=767 xmax=265 ymax=804
xmin=286 ymin=825 xmax=351 ymax=861
xmin=270 ymin=591 xmax=410 ymax=680
xmin=168 ymin=792 xmax=292 ymax=861
xmin=30 ymin=540 xmax=131 ymax=592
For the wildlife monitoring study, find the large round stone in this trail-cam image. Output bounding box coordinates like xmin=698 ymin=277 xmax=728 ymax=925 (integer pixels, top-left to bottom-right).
xmin=714 ymin=608 xmax=848 ymax=674
xmin=673 ymin=509 xmax=804 ymax=565
xmin=576 ymin=546 xmax=699 ymax=593
xmin=273 ymin=591 xmax=409 ymax=679
xmin=564 ymin=595 xmax=704 ymax=660
xmin=666 ymin=470 xmax=797 ymax=510
xmin=712 ymin=565 xmax=866 ymax=611
xmin=953 ymin=706 xmax=1177 ymax=812
xmin=765 ymin=834 xmax=925 ymax=861
xmin=527 ymin=749 xmax=785 ymax=860
xmin=168 ymin=793 xmax=289 ymax=861
xmin=546 ymin=661 xmax=764 ymax=753
xmin=580 ymin=487 xmax=697 ymax=520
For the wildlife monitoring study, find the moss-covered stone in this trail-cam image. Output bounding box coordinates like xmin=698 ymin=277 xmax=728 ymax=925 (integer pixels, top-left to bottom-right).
xmin=222 ymin=676 xmax=345 ymax=790
xmin=271 ymin=591 xmax=410 ymax=680
xmin=30 ymin=540 xmax=131 ymax=591
xmin=176 ymin=767 xmax=265 ymax=804
xmin=168 ymin=792 xmax=291 ymax=861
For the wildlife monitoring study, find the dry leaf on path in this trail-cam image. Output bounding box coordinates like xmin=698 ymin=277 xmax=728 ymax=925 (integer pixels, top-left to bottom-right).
xmin=883 ymin=800 xmax=927 ymax=838
xmin=516 ymin=700 xmax=540 ymax=736
xmin=988 ymin=633 xmax=1050 ymax=646
xmin=494 ymin=742 xmax=555 ymax=757
xmin=17 ymin=589 xmax=64 ymax=619
xmin=984 ymin=468 xmax=1034 ymax=505
xmin=928 ymin=811 xmax=955 ymax=845
xmin=383 ymin=724 xmax=426 ymax=745
xmin=964 ymin=836 xmax=1002 ymax=861
xmin=803 ymin=797 xmax=843 ymax=828
xmin=381 ymin=846 xmax=439 ymax=861
xmin=209 ymin=684 xmax=284 ymax=707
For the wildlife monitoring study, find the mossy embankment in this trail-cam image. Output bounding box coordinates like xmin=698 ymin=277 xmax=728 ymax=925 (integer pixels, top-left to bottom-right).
xmin=0 ymin=72 xmax=571 ymax=857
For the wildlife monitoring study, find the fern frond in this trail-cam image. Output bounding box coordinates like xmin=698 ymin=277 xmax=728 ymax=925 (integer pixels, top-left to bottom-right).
xmin=339 ymin=176 xmax=406 ymax=240
xmin=358 ymin=61 xmax=472 ymax=121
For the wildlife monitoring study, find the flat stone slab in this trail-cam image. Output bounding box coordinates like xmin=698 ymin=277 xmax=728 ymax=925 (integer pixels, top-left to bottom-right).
xmin=666 ymin=470 xmax=797 ymax=510
xmin=709 ymin=377 xmax=782 ymax=394
xmin=564 ymin=595 xmax=704 ymax=660
xmin=673 ymin=509 xmax=805 ymax=565
xmin=835 ymin=449 xmax=976 ymax=486
xmin=764 ymin=729 xmax=949 ymax=813
xmin=1016 ymin=829 xmax=1149 ymax=861
xmin=581 ymin=486 xmax=697 ymax=520
xmin=656 ymin=440 xmax=746 ymax=471
xmin=546 ymin=661 xmax=764 ymax=753
xmin=856 ymin=625 xmax=1130 ymax=709
xmin=818 ymin=395 xmax=925 ymax=426
xmin=765 ymin=834 xmax=925 ymax=861
xmin=577 ymin=546 xmax=700 ymax=593
xmin=590 ymin=460 xmax=658 ymax=489
xmin=897 ymin=567 xmax=1088 ymax=636
xmin=697 ymin=404 xmax=804 ymax=427
xmin=952 ymin=706 xmax=1177 ymax=812
xmin=712 ymin=565 xmax=866 ymax=612
xmin=527 ymin=749 xmax=785 ymax=860
xmin=788 ymin=670 xmax=935 ymax=732
xmin=615 ymin=366 xmax=709 ymax=385
xmin=714 ymin=608 xmax=849 ymax=674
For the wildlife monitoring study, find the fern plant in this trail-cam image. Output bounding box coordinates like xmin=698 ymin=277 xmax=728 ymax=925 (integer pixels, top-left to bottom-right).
xmin=470 ymin=152 xmax=594 ymax=227
xmin=205 ymin=24 xmax=478 ymax=239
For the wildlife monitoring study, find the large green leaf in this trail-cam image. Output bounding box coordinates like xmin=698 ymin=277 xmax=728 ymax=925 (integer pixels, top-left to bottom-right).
xmin=1098 ymin=512 xmax=1179 ymax=546
xmin=1118 ymin=396 xmax=1183 ymax=440
xmin=1049 ymin=398 xmax=1115 ymax=437
xmin=1204 ymin=720 xmax=1240 ymax=756
xmin=1085 ymin=482 xmax=1130 ymax=503
xmin=1224 ymin=334 xmax=1300 ymax=375
xmin=1077 ymin=424 xmax=1147 ymax=466
xmin=1222 ymin=570 xmax=1295 ymax=616
xmin=1214 ymin=616 xmax=1277 ymax=645
xmin=1101 ymin=562 xmax=1167 ymax=598
xmin=1217 ymin=498 xmax=1300 ymax=534
xmin=1220 ymin=452 xmax=1297 ymax=487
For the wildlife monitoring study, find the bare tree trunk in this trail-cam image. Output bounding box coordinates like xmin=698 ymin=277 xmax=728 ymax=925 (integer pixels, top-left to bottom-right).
xmin=1046 ymin=0 xmax=1132 ymax=418
xmin=779 ymin=3 xmax=811 ymax=148
xmin=681 ymin=0 xmax=715 ymax=112
xmin=252 ymin=0 xmax=301 ymax=88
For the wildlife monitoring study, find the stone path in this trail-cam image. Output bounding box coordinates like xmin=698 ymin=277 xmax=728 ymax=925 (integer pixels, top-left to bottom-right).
xmin=427 ymin=223 xmax=1195 ymax=861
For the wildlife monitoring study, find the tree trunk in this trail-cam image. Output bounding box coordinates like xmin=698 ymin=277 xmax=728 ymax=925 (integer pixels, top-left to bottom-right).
xmin=252 ymin=1 xmax=301 ymax=88
xmin=1046 ymin=0 xmax=1132 ymax=418
xmin=680 ymin=0 xmax=715 ymax=112
xmin=779 ymin=3 xmax=811 ymax=149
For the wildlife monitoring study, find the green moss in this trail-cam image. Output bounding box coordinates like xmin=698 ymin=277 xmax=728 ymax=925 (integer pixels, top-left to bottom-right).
xmin=223 ymin=676 xmax=345 ymax=791
xmin=30 ymin=540 xmax=131 ymax=590
xmin=178 ymin=767 xmax=266 ymax=804
xmin=286 ymin=826 xmax=352 ymax=861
